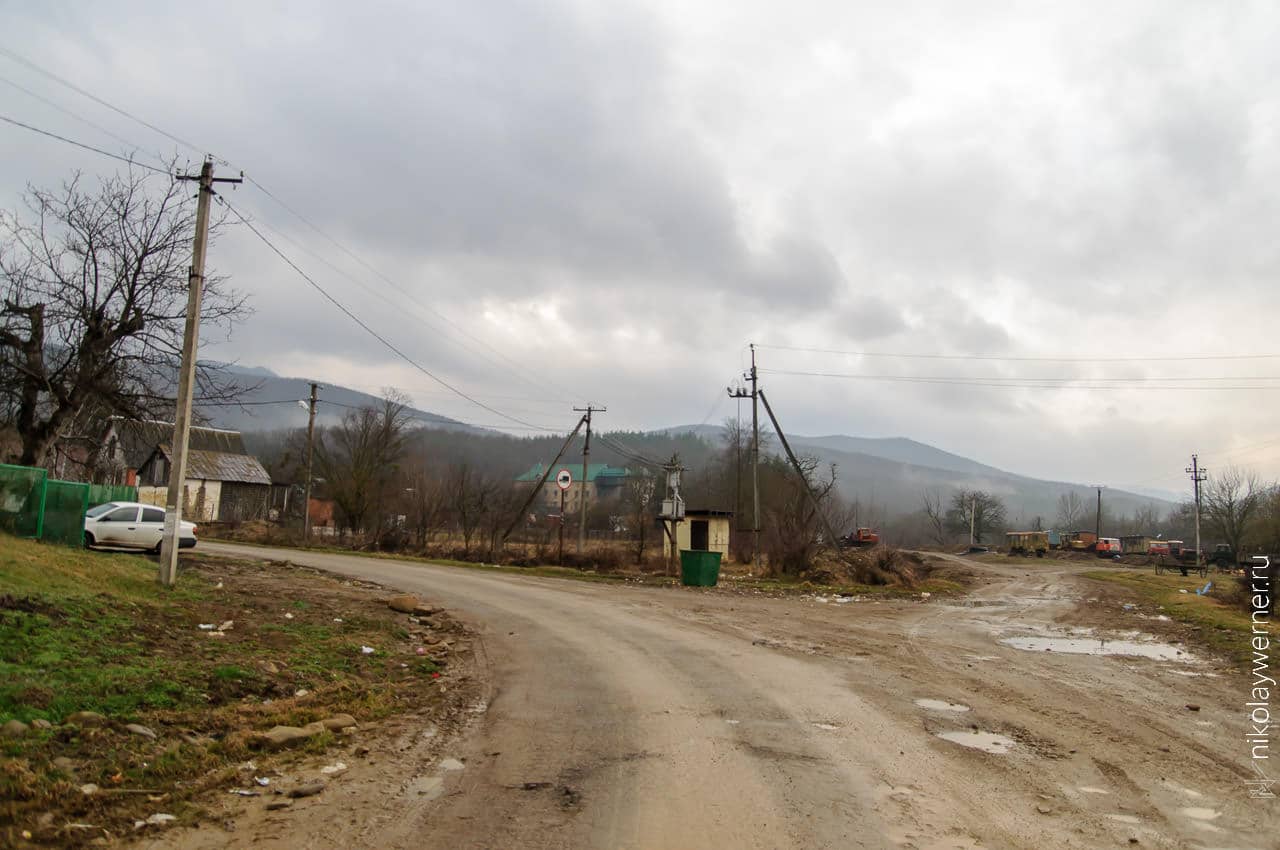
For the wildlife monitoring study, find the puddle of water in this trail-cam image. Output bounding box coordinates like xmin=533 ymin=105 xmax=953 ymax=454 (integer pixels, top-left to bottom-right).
xmin=438 ymin=757 xmax=465 ymax=771
xmin=1078 ymin=786 xmax=1110 ymax=795
xmin=1180 ymin=807 xmax=1220 ymax=821
xmin=915 ymin=699 xmax=971 ymax=713
xmin=1106 ymin=814 xmax=1140 ymax=825
xmin=935 ymin=730 xmax=1015 ymax=754
xmin=405 ymin=775 xmax=445 ymax=800
xmin=1000 ymin=636 xmax=1193 ymax=661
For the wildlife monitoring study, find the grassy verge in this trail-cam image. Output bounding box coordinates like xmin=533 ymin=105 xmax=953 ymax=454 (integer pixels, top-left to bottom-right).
xmin=0 ymin=534 xmax=464 ymax=845
xmin=1083 ymin=569 xmax=1254 ymax=665
xmin=206 ymin=539 xmax=963 ymax=598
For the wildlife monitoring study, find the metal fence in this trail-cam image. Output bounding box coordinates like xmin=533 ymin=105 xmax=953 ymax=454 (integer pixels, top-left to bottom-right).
xmin=0 ymin=463 xmax=46 ymax=539
xmin=0 ymin=463 xmax=137 ymax=547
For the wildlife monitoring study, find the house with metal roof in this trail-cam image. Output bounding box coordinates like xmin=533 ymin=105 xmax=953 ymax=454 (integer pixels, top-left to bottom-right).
xmin=133 ymin=430 xmax=273 ymax=523
xmin=514 ymin=462 xmax=633 ymax=513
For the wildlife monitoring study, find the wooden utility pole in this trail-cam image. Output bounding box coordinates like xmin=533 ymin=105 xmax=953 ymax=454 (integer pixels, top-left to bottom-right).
xmin=499 ymin=415 xmax=586 ymax=545
xmin=302 ymin=382 xmax=319 ymax=543
xmin=1092 ymin=485 xmax=1106 ymax=539
xmin=1186 ymin=455 xmax=1206 ymax=565
xmin=749 ymin=345 xmax=760 ymax=570
xmin=158 ymin=160 xmax=241 ymax=587
xmin=573 ymin=405 xmax=603 ymax=554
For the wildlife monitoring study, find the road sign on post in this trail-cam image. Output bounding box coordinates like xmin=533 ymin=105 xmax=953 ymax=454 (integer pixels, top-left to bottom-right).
xmin=556 ymin=469 xmax=573 ymax=491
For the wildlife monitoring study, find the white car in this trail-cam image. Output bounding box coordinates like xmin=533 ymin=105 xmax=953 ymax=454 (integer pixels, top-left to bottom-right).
xmin=84 ymin=501 xmax=197 ymax=553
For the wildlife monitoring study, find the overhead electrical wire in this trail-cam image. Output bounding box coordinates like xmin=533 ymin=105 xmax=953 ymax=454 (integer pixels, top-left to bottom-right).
xmin=754 ymin=343 xmax=1280 ymax=363
xmin=759 ymin=368 xmax=1280 ymax=391
xmin=0 ymin=47 xmax=583 ymax=407
xmin=216 ymin=195 xmax=558 ymax=433
xmin=0 ymin=113 xmax=169 ymax=174
xmin=0 ymin=45 xmax=211 ymax=159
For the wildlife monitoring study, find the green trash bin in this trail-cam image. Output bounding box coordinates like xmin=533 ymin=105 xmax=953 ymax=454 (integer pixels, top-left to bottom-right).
xmin=680 ymin=549 xmax=722 ymax=587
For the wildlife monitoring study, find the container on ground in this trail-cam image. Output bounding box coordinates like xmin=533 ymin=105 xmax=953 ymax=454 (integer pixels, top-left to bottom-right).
xmin=680 ymin=550 xmax=722 ymax=587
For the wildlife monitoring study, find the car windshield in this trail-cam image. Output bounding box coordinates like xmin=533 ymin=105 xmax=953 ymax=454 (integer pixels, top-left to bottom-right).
xmin=85 ymin=503 xmax=118 ymax=518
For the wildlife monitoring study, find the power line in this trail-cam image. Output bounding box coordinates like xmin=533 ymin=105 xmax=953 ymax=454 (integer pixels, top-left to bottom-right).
xmin=0 ymin=73 xmax=164 ymax=163
xmin=217 ymin=195 xmax=557 ymax=433
xmin=755 ymin=343 xmax=1280 ymax=363
xmin=0 ymin=113 xmax=170 ymax=174
xmin=0 ymin=45 xmax=211 ymax=159
xmin=759 ymin=368 xmax=1280 ymax=391
xmin=0 ymin=48 xmax=584 ymax=407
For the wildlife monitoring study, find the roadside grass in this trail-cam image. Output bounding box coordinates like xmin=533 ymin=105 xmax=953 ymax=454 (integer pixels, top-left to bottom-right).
xmin=206 ymin=540 xmax=962 ymax=597
xmin=0 ymin=533 xmax=464 ymax=844
xmin=1083 ymin=569 xmax=1254 ymax=665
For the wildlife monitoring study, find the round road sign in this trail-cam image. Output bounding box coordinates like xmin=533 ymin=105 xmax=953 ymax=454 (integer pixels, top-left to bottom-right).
xmin=556 ymin=468 xmax=574 ymax=491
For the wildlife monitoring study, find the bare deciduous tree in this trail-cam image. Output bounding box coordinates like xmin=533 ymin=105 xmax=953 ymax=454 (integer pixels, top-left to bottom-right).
xmin=1203 ymin=466 xmax=1265 ymax=557
xmin=0 ymin=167 xmax=248 ymax=466
xmin=946 ymin=490 xmax=1007 ymax=544
xmin=1054 ymin=492 xmax=1085 ymax=530
xmin=921 ymin=488 xmax=949 ymax=547
xmin=315 ymin=394 xmax=411 ymax=536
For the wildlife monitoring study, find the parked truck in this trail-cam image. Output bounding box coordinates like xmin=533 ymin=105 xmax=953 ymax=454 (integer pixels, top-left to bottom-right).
xmin=837 ymin=527 xmax=880 ymax=549
xmin=1006 ymin=531 xmax=1049 ymax=557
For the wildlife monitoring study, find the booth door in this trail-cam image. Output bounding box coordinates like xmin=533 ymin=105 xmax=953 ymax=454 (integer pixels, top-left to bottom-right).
xmin=690 ymin=520 xmax=709 ymax=551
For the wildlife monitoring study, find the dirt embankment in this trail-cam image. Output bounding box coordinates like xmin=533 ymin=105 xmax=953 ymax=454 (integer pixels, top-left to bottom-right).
xmin=0 ymin=544 xmax=482 ymax=847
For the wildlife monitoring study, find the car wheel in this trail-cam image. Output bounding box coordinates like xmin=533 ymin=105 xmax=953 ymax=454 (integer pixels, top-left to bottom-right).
xmin=151 ymin=541 xmax=162 ymax=555
xmin=85 ymin=532 xmax=96 ymax=549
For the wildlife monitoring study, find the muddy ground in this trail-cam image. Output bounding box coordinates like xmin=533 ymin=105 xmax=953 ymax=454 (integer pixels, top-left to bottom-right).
xmin=134 ymin=543 xmax=1273 ymax=850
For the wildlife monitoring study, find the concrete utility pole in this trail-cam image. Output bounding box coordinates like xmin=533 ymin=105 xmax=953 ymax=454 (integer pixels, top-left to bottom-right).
xmin=302 ymin=382 xmax=319 ymax=543
xmin=1187 ymin=455 xmax=1206 ymax=564
xmin=158 ymin=160 xmax=241 ymax=587
xmin=757 ymin=390 xmax=841 ymax=549
xmin=969 ymin=495 xmax=977 ymax=547
xmin=573 ymin=405 xmax=603 ymax=554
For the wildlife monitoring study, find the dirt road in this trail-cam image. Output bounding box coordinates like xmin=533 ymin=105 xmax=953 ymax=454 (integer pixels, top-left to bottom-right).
xmin=158 ymin=543 xmax=1272 ymax=849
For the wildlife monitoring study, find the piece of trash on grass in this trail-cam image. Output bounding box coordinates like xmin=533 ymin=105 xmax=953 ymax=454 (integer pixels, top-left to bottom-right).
xmin=1196 ymin=581 xmax=1212 ymax=596
xmin=254 ymin=777 xmax=271 ymax=786
xmin=218 ymin=620 xmax=234 ymax=631
xmin=361 ymin=645 xmax=376 ymax=655
xmin=294 ymin=689 xmax=309 ymax=697
xmin=214 ymin=581 xmax=224 ymax=589
xmin=284 ymin=613 xmax=294 ymax=619
xmin=198 ymin=623 xmax=215 ymax=630
xmin=145 ymin=813 xmax=176 ymax=826
xmin=320 ymin=762 xmax=348 ymax=775
xmin=229 ymin=789 xmax=260 ymax=797
xmin=333 ymin=618 xmax=343 ymax=623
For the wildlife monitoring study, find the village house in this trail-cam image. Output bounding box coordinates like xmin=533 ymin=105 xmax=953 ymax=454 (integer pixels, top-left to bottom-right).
xmin=104 ymin=419 xmax=273 ymax=522
xmin=514 ymin=462 xmax=632 ymax=513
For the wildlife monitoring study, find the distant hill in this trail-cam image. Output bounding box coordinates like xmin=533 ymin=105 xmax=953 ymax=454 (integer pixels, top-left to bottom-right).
xmin=657 ymin=424 xmax=1172 ymax=522
xmin=205 ymin=371 xmax=1173 ymax=522
xmin=197 ymin=364 xmax=484 ymax=434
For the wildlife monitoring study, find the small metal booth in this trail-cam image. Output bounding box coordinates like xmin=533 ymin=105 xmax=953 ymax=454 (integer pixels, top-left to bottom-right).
xmin=664 ymin=509 xmax=733 ymax=560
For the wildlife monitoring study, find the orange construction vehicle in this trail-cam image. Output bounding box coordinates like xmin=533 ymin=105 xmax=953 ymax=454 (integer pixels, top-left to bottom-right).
xmin=838 ymin=528 xmax=881 ymax=548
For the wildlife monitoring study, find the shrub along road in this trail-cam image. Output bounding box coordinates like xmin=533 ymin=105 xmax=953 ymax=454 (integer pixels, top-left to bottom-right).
xmin=152 ymin=542 xmax=1271 ymax=849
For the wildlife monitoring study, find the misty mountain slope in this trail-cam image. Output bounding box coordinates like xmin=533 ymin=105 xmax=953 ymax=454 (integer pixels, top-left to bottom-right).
xmin=660 ymin=424 xmax=1171 ymax=523
xmin=197 ymin=366 xmax=483 ymax=434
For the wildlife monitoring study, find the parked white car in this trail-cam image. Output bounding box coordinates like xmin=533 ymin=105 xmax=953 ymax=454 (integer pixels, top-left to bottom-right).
xmin=84 ymin=501 xmax=197 ymax=553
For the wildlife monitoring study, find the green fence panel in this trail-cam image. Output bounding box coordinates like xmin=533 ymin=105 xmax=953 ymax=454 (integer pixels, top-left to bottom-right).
xmin=86 ymin=483 xmax=138 ymax=507
xmin=0 ymin=463 xmax=47 ymax=539
xmin=42 ymin=479 xmax=89 ymax=547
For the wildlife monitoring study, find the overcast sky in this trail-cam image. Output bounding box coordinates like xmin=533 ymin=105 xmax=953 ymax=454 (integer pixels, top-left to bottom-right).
xmin=4 ymin=0 xmax=1280 ymax=495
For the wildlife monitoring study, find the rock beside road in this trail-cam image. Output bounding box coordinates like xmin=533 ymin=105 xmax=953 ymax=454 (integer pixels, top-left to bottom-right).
xmin=2 ymin=719 xmax=30 ymax=737
xmin=386 ymin=594 xmax=420 ymax=613
xmin=321 ymin=714 xmax=358 ymax=731
xmin=256 ymin=721 xmax=328 ymax=749
xmin=287 ymin=782 xmax=326 ymax=799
